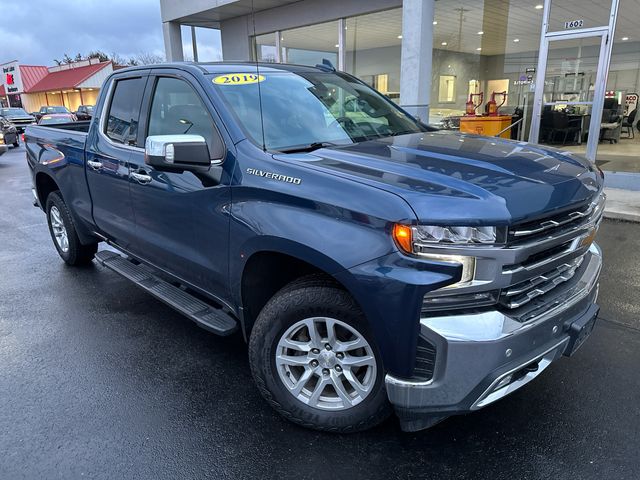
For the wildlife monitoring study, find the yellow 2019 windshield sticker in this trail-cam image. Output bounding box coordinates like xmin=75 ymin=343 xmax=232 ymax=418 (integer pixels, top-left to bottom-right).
xmin=213 ymin=73 xmax=265 ymax=85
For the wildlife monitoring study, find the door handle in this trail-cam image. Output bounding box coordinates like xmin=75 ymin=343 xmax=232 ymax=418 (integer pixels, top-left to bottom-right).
xmin=87 ymin=160 xmax=103 ymax=170
xmin=131 ymin=171 xmax=152 ymax=184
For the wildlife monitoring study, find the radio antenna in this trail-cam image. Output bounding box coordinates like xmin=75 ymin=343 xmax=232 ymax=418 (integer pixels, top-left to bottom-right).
xmin=251 ymin=0 xmax=267 ymax=152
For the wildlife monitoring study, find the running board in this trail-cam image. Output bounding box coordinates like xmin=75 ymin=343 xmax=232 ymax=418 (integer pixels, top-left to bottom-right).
xmin=95 ymin=250 xmax=238 ymax=336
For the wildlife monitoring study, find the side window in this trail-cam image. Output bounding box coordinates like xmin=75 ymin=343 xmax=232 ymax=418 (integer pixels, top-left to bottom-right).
xmin=105 ymin=77 xmax=146 ymax=145
xmin=148 ymin=77 xmax=220 ymax=158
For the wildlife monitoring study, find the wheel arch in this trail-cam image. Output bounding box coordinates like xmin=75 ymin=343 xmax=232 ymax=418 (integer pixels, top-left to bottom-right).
xmin=35 ymin=171 xmax=61 ymax=208
xmin=238 ymin=242 xmax=361 ymax=340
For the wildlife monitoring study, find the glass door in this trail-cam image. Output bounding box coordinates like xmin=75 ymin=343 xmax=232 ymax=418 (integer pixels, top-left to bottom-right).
xmin=529 ymin=0 xmax=619 ymax=161
xmin=536 ymin=35 xmax=605 ymax=156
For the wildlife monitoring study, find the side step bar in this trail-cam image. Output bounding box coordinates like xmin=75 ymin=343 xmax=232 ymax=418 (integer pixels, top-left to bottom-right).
xmin=95 ymin=250 xmax=238 ymax=336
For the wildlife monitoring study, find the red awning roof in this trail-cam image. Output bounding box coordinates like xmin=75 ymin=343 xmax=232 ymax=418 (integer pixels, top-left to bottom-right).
xmin=19 ymin=65 xmax=49 ymax=91
xmin=26 ymin=61 xmax=111 ymax=93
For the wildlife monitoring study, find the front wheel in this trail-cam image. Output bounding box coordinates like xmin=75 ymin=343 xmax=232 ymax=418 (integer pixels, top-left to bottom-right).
xmin=46 ymin=191 xmax=98 ymax=266
xmin=249 ymin=276 xmax=391 ymax=433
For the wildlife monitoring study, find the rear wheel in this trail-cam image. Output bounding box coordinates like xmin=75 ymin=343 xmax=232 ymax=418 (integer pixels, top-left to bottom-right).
xmin=46 ymin=191 xmax=98 ymax=266
xmin=249 ymin=276 xmax=391 ymax=433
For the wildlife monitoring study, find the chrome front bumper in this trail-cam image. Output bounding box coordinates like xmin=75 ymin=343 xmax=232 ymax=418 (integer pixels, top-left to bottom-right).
xmin=386 ymin=243 xmax=602 ymax=431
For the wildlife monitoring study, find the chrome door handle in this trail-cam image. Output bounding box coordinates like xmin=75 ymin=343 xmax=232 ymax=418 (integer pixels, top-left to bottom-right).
xmin=87 ymin=160 xmax=103 ymax=170
xmin=131 ymin=171 xmax=152 ymax=184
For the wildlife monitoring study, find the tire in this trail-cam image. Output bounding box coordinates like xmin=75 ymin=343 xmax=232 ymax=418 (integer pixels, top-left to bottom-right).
xmin=249 ymin=275 xmax=392 ymax=433
xmin=46 ymin=191 xmax=98 ymax=266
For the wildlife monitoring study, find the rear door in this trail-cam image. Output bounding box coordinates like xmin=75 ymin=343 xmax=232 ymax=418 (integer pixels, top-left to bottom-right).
xmin=85 ymin=71 xmax=149 ymax=249
xmin=127 ymin=70 xmax=231 ymax=297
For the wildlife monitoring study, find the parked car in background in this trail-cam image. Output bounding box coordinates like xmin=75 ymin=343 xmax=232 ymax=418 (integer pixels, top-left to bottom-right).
xmin=35 ymin=106 xmax=72 ymax=121
xmin=0 ymin=116 xmax=20 ymax=147
xmin=38 ymin=113 xmax=77 ymax=125
xmin=0 ymin=107 xmax=36 ymax=133
xmin=74 ymin=105 xmax=94 ymax=121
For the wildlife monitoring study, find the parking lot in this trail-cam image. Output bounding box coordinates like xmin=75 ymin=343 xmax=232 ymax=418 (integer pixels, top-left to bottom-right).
xmin=1 ymin=143 xmax=639 ymax=479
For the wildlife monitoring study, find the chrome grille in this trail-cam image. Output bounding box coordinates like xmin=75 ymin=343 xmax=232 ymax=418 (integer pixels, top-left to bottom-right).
xmin=509 ymin=192 xmax=605 ymax=242
xmin=500 ymin=256 xmax=584 ymax=309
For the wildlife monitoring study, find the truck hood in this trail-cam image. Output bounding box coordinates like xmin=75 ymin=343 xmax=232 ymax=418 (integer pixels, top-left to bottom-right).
xmin=298 ymin=132 xmax=602 ymax=224
xmin=5 ymin=115 xmax=35 ymax=122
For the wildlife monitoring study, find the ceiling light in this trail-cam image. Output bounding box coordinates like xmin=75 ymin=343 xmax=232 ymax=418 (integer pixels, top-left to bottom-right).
xmin=334 ymin=44 xmax=339 ymax=47
xmin=441 ymin=41 xmax=447 ymax=46
xmin=478 ymin=31 xmax=484 ymax=35
xmin=513 ymin=38 xmax=520 ymax=42
xmin=397 ymin=35 xmax=403 ymax=39
xmin=622 ymin=37 xmax=629 ymax=41
xmin=476 ymin=47 xmax=482 ymax=51
xmin=433 ymin=21 xmax=438 ymax=25
xmin=535 ymin=4 xmax=543 ymax=9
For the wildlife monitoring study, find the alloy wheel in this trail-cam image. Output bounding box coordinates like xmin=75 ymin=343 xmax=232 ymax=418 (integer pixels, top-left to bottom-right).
xmin=275 ymin=317 xmax=377 ymax=411
xmin=50 ymin=206 xmax=69 ymax=252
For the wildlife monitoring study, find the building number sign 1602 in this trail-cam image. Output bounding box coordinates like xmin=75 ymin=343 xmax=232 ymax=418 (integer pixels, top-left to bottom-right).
xmin=564 ymin=19 xmax=584 ymax=29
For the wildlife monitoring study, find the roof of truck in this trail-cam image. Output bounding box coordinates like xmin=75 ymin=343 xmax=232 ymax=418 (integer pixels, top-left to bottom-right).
xmin=113 ymin=61 xmax=335 ymax=76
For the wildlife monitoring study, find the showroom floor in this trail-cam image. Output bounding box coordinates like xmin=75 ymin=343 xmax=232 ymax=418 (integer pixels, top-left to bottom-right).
xmin=1 ymin=145 xmax=639 ymax=479
xmin=562 ymin=131 xmax=640 ymax=173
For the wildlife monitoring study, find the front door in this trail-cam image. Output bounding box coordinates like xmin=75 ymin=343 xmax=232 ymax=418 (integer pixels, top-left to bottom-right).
xmin=529 ymin=0 xmax=620 ymax=161
xmin=127 ymin=72 xmax=231 ymax=297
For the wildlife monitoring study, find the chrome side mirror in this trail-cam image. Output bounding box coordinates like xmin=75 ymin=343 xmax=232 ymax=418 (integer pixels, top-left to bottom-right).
xmin=145 ymin=134 xmax=218 ymax=170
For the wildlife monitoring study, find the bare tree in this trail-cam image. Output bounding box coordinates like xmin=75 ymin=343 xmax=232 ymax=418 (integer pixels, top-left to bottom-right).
xmin=135 ymin=52 xmax=165 ymax=65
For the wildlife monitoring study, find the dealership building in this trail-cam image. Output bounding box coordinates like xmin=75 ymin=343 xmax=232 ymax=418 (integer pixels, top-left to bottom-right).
xmin=160 ymin=0 xmax=639 ymax=174
xmin=0 ymin=58 xmax=113 ymax=114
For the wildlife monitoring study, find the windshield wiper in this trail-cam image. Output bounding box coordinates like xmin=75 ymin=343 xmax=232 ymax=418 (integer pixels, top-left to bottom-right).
xmin=278 ymin=141 xmax=340 ymax=154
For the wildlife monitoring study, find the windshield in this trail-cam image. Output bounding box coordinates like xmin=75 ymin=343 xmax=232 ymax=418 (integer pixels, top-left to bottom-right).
xmin=44 ymin=106 xmax=71 ymax=114
xmin=1 ymin=108 xmax=29 ymax=116
xmin=40 ymin=115 xmax=74 ymax=125
xmin=211 ymin=70 xmax=426 ymax=151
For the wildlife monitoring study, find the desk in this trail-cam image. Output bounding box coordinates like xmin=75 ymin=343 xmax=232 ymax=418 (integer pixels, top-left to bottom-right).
xmin=459 ymin=115 xmax=513 ymax=139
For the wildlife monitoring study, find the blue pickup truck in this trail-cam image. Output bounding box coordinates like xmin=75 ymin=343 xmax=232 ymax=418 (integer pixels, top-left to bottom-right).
xmin=25 ymin=63 xmax=604 ymax=433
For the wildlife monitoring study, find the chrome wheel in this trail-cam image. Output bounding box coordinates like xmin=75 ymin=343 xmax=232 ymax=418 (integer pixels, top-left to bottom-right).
xmin=275 ymin=317 xmax=377 ymax=411
xmin=49 ymin=205 xmax=69 ymax=252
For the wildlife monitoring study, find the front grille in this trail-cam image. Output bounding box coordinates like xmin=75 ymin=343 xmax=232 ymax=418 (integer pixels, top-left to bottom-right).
xmin=509 ymin=192 xmax=605 ymax=243
xmin=499 ymin=256 xmax=584 ymax=309
xmin=9 ymin=119 xmax=33 ymax=126
xmin=413 ymin=335 xmax=436 ymax=381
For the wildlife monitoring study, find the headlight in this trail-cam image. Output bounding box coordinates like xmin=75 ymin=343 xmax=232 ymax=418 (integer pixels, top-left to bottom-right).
xmin=414 ymin=225 xmax=498 ymax=245
xmin=392 ymin=224 xmax=504 ymax=288
xmin=393 ymin=224 xmax=504 ymax=252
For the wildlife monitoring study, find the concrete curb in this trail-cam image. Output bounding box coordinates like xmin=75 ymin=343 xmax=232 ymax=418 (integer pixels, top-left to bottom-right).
xmin=603 ymin=188 xmax=640 ymax=223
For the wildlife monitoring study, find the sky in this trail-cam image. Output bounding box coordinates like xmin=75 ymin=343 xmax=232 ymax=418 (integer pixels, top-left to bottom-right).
xmin=0 ymin=0 xmax=223 ymax=66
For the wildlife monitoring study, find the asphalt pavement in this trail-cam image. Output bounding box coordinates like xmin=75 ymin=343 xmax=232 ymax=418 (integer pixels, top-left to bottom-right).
xmin=1 ymin=144 xmax=639 ymax=479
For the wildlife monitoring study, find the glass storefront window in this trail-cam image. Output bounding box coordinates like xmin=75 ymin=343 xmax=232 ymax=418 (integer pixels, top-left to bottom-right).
xmin=431 ymin=1 xmax=542 ymax=141
xmin=590 ymin=0 xmax=640 ymax=173
xmin=345 ymin=9 xmax=402 ymax=101
xmin=280 ymin=21 xmax=338 ymax=67
xmin=255 ymin=33 xmax=277 ymax=63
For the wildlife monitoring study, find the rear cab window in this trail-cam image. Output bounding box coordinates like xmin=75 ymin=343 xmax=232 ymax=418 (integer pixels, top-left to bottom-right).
xmin=105 ymin=77 xmax=146 ymax=145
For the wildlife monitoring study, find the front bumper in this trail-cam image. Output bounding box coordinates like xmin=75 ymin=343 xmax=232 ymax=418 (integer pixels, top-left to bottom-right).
xmin=0 ymin=144 xmax=7 ymax=156
xmin=386 ymin=242 xmax=602 ymax=432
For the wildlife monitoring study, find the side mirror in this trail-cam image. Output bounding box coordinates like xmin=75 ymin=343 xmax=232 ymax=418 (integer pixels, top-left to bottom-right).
xmin=145 ymin=134 xmax=217 ymax=170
